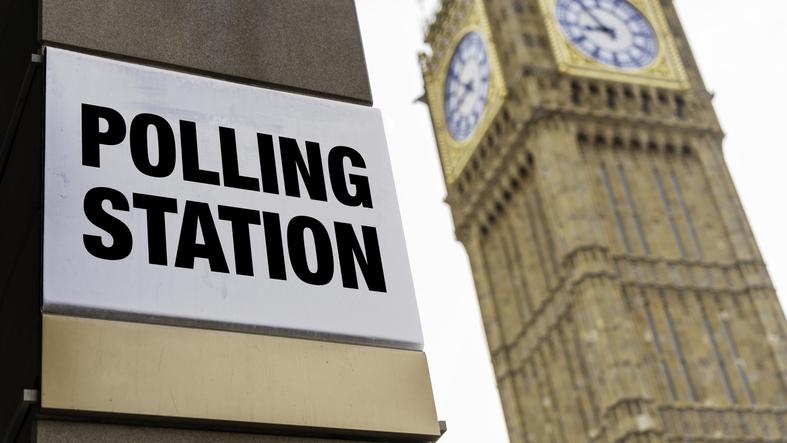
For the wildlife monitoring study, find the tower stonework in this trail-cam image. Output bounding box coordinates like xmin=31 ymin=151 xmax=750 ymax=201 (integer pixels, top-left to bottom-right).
xmin=421 ymin=0 xmax=787 ymax=441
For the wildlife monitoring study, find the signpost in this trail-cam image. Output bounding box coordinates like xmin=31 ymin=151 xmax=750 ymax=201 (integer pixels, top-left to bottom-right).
xmin=43 ymin=48 xmax=423 ymax=350
xmin=0 ymin=3 xmax=440 ymax=441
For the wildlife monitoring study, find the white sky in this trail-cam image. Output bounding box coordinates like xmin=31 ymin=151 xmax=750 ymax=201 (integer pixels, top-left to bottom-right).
xmin=355 ymin=1 xmax=787 ymax=441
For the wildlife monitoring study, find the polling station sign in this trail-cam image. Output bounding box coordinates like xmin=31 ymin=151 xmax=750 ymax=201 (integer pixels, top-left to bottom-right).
xmin=43 ymin=47 xmax=423 ymax=350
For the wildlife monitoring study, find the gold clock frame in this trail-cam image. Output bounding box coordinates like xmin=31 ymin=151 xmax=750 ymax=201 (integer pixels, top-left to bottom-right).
xmin=538 ymin=0 xmax=689 ymax=90
xmin=425 ymin=0 xmax=507 ymax=185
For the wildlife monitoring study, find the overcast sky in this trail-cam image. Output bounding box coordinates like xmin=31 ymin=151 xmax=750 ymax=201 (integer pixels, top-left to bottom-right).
xmin=355 ymin=1 xmax=787 ymax=441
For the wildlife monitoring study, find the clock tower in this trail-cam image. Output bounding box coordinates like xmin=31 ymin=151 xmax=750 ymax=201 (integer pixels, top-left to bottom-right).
xmin=421 ymin=0 xmax=787 ymax=441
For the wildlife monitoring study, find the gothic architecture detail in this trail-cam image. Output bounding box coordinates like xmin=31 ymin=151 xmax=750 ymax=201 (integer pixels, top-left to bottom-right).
xmin=421 ymin=0 xmax=787 ymax=441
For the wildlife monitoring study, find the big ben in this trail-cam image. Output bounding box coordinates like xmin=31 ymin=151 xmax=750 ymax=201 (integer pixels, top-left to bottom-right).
xmin=421 ymin=0 xmax=787 ymax=441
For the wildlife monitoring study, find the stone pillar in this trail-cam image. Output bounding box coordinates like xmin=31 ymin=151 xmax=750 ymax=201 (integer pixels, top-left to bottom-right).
xmin=529 ymin=117 xmax=606 ymax=263
xmin=39 ymin=0 xmax=373 ymax=104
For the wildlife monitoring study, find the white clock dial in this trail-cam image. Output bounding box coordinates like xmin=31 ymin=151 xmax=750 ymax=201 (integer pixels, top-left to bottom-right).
xmin=444 ymin=32 xmax=490 ymax=142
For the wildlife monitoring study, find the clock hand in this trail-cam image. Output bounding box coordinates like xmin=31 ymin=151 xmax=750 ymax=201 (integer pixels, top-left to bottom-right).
xmin=457 ymin=91 xmax=471 ymax=110
xmin=457 ymin=83 xmax=476 ymax=110
xmin=576 ymin=1 xmax=605 ymax=26
xmin=582 ymin=24 xmax=616 ymax=37
xmin=453 ymin=79 xmax=474 ymax=106
xmin=576 ymin=2 xmax=616 ymax=38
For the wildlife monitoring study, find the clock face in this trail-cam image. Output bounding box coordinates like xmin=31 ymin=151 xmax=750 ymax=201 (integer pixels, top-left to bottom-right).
xmin=556 ymin=0 xmax=659 ymax=70
xmin=444 ymin=32 xmax=490 ymax=142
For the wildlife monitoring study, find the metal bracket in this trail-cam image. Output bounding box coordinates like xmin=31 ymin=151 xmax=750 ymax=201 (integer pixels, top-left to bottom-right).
xmin=22 ymin=389 xmax=39 ymax=404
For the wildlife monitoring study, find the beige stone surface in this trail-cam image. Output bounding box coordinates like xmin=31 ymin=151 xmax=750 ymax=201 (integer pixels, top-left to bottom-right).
xmin=41 ymin=315 xmax=440 ymax=439
xmin=36 ymin=420 xmax=373 ymax=443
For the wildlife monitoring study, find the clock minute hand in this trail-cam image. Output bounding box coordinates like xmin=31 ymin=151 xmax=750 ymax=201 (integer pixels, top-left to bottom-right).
xmin=577 ymin=2 xmax=616 ymax=37
xmin=448 ymin=74 xmax=471 ymax=109
xmin=458 ymin=82 xmax=475 ymax=108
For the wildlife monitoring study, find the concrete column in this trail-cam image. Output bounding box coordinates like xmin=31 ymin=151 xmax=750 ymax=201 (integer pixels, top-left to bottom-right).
xmin=39 ymin=0 xmax=372 ymax=104
xmin=36 ymin=420 xmax=374 ymax=443
xmin=0 ymin=2 xmax=443 ymax=442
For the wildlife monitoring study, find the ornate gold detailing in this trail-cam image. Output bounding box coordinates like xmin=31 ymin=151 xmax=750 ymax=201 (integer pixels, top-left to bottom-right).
xmin=538 ymin=0 xmax=689 ymax=89
xmin=424 ymin=0 xmax=507 ymax=185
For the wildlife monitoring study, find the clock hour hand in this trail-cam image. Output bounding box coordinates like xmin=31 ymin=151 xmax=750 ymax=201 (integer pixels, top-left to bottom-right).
xmin=583 ymin=23 xmax=616 ymax=37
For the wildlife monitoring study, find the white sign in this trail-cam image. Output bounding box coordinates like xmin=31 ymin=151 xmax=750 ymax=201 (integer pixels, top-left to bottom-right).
xmin=43 ymin=48 xmax=423 ymax=350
